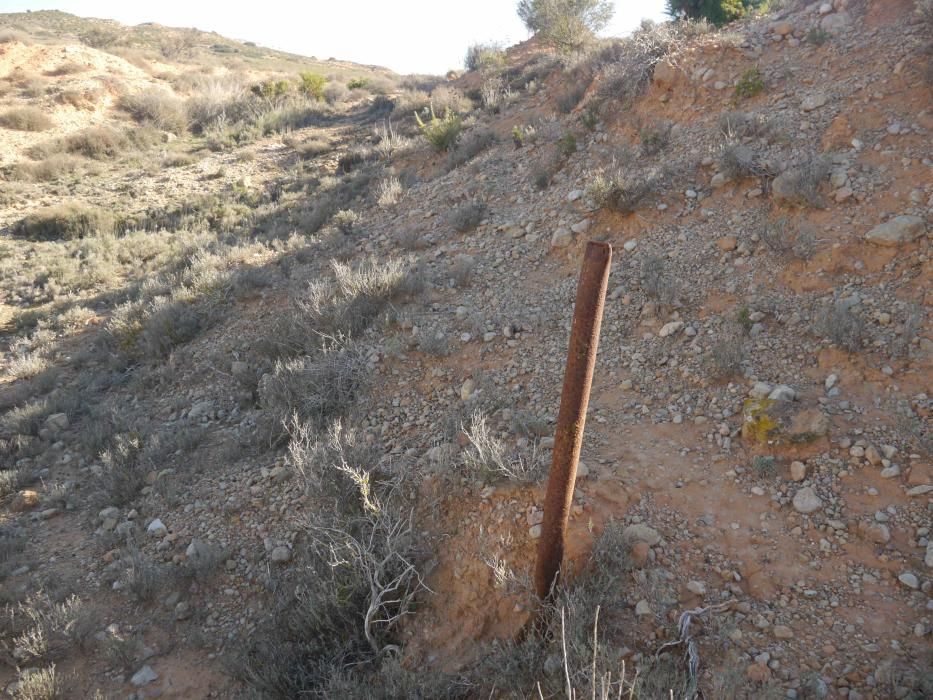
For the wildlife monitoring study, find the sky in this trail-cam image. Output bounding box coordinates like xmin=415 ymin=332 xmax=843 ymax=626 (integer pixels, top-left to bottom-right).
xmin=3 ymin=1 xmax=670 ymax=74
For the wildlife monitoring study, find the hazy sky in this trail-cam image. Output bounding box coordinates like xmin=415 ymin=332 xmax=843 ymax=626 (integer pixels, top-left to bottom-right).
xmin=4 ymin=1 xmax=670 ymax=74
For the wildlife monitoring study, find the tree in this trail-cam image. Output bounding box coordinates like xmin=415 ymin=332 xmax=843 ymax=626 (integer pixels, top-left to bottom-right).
xmin=666 ymin=0 xmax=761 ymax=26
xmin=517 ymin=0 xmax=615 ymax=53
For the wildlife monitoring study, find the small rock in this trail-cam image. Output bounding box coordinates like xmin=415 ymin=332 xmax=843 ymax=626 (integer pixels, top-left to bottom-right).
xmin=529 ymin=524 xmax=542 ymax=539
xmin=635 ymin=600 xmax=652 ymax=616
xmin=659 ymin=321 xmax=684 ymax=338
xmin=460 ymin=379 xmax=476 ymax=402
xmin=865 ymin=216 xmax=925 ymax=247
xmin=801 ymin=93 xmax=827 ymax=112
xmin=716 ymin=236 xmax=737 ymax=251
xmin=792 ymin=487 xmax=822 ymax=514
xmin=773 ymin=625 xmax=794 ymax=639
xmin=270 ymin=546 xmax=292 ymax=563
xmin=686 ymin=580 xmax=706 ymax=595
xmin=790 ymin=461 xmax=807 ymax=481
xmin=45 ymin=413 xmax=69 ymax=432
xmin=897 ymin=572 xmax=919 ymax=589
xmin=623 ymin=523 xmax=661 ymax=546
xmin=131 ymin=665 xmax=158 ymax=687
xmin=551 ymin=228 xmax=573 ymax=248
xmin=768 ymin=384 xmax=796 ymax=402
xmin=147 ymin=519 xmax=167 ymax=537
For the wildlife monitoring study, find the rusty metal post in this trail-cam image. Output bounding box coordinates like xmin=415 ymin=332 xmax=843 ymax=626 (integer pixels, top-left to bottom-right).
xmin=534 ymin=241 xmax=611 ymax=600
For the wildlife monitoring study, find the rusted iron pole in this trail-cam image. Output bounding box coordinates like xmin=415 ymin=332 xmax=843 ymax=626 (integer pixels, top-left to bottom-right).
xmin=534 ymin=241 xmax=612 ymax=600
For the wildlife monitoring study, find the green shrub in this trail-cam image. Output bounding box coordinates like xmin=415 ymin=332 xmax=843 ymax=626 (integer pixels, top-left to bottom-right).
xmin=0 ymin=107 xmax=53 ymax=132
xmin=734 ymin=68 xmax=764 ymax=99
xmin=415 ymin=105 xmax=462 ymax=152
xmin=752 ymin=455 xmax=776 ymax=477
xmin=16 ymin=203 xmax=114 ymax=241
xmin=251 ymin=79 xmax=291 ymax=102
xmin=346 ymin=77 xmax=368 ymax=90
xmin=806 ymin=27 xmax=829 ymax=45
xmin=557 ymin=131 xmax=577 ymax=157
xmin=518 ymin=0 xmax=614 ymax=53
xmin=464 ymin=43 xmax=506 ymax=72
xmin=299 ymin=71 xmax=326 ymax=100
xmin=666 ymin=0 xmax=760 ymax=25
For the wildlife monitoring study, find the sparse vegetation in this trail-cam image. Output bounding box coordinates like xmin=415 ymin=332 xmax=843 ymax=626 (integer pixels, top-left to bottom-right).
xmin=734 ymin=68 xmax=764 ymax=99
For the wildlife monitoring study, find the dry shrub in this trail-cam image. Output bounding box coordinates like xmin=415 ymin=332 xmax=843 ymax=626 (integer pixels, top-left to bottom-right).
xmin=10 ymin=155 xmax=81 ymax=182
xmin=56 ymin=86 xmax=104 ymax=110
xmin=719 ymin=143 xmax=775 ymax=179
xmin=430 ymin=85 xmax=472 ymax=114
xmin=598 ymin=19 xmax=708 ymax=106
xmin=15 ymin=203 xmax=114 ymax=241
xmin=448 ymin=201 xmax=487 ymax=232
xmin=119 ymin=88 xmax=188 ymax=134
xmin=0 ymin=107 xmax=53 ymax=132
xmin=45 ymin=61 xmax=88 ymax=77
xmin=587 ymin=165 xmax=666 ymax=214
xmin=773 ymin=158 xmax=830 ymax=208
xmin=820 ymin=301 xmax=865 ymax=352
xmin=446 ymin=127 xmax=496 ymax=170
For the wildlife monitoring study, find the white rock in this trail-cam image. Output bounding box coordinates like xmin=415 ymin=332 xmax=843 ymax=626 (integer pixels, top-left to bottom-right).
xmin=570 ymin=219 xmax=590 ymax=234
xmin=925 ymin=542 xmax=933 ymax=570
xmin=623 ymin=240 xmax=637 ymax=252
xmin=635 ymin=600 xmax=652 ymax=616
xmin=790 ymin=461 xmax=807 ymax=481
xmin=568 ymin=189 xmax=584 ymax=201
xmin=897 ymin=572 xmax=919 ymax=589
xmin=825 ymin=374 xmax=837 ymax=390
xmin=146 ymin=519 xmax=167 ymax=537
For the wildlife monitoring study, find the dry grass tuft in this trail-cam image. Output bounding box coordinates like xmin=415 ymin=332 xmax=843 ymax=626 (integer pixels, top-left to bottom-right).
xmin=0 ymin=107 xmax=53 ymax=132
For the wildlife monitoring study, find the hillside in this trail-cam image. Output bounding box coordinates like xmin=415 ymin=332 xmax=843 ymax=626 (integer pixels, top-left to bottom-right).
xmin=0 ymin=2 xmax=931 ymax=699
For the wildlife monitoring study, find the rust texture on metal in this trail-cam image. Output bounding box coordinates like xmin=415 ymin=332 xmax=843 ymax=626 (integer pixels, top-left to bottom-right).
xmin=533 ymin=241 xmax=612 ymax=600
